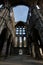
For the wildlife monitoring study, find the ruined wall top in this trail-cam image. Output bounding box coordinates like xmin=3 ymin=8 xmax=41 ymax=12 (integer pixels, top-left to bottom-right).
xmin=0 ymin=0 xmax=43 ymax=7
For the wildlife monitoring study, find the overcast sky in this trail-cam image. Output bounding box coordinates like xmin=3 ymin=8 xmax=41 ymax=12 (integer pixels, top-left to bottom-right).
xmin=13 ymin=5 xmax=29 ymax=22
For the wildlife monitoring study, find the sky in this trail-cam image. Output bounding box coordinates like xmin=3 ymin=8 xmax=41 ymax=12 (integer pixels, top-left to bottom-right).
xmin=0 ymin=5 xmax=40 ymax=23
xmin=0 ymin=5 xmax=29 ymax=22
xmin=13 ymin=5 xmax=29 ymax=22
xmin=0 ymin=5 xmax=2 ymax=8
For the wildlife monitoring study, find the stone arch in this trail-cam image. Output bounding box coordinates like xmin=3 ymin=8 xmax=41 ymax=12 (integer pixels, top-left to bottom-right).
xmin=0 ymin=0 xmax=39 ymax=7
xmin=13 ymin=5 xmax=29 ymax=22
xmin=0 ymin=27 xmax=8 ymax=55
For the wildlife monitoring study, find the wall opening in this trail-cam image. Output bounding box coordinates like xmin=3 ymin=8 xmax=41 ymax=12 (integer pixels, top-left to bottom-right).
xmin=13 ymin=5 xmax=29 ymax=22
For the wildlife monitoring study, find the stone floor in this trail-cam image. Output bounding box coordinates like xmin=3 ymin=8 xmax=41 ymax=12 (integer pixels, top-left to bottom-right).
xmin=0 ymin=55 xmax=43 ymax=65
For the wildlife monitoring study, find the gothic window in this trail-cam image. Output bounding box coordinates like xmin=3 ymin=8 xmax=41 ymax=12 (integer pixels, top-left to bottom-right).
xmin=19 ymin=28 xmax=22 ymax=35
xmin=15 ymin=37 xmax=18 ymax=47
xmin=15 ymin=26 xmax=26 ymax=47
xmin=16 ymin=28 xmax=19 ymax=35
xmin=24 ymin=37 xmax=26 ymax=47
xmin=23 ymin=28 xmax=26 ymax=35
xmin=19 ymin=37 xmax=22 ymax=47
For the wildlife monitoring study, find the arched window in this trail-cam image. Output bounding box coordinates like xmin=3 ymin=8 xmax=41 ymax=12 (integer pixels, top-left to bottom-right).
xmin=15 ymin=26 xmax=26 ymax=47
xmin=16 ymin=27 xmax=26 ymax=36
